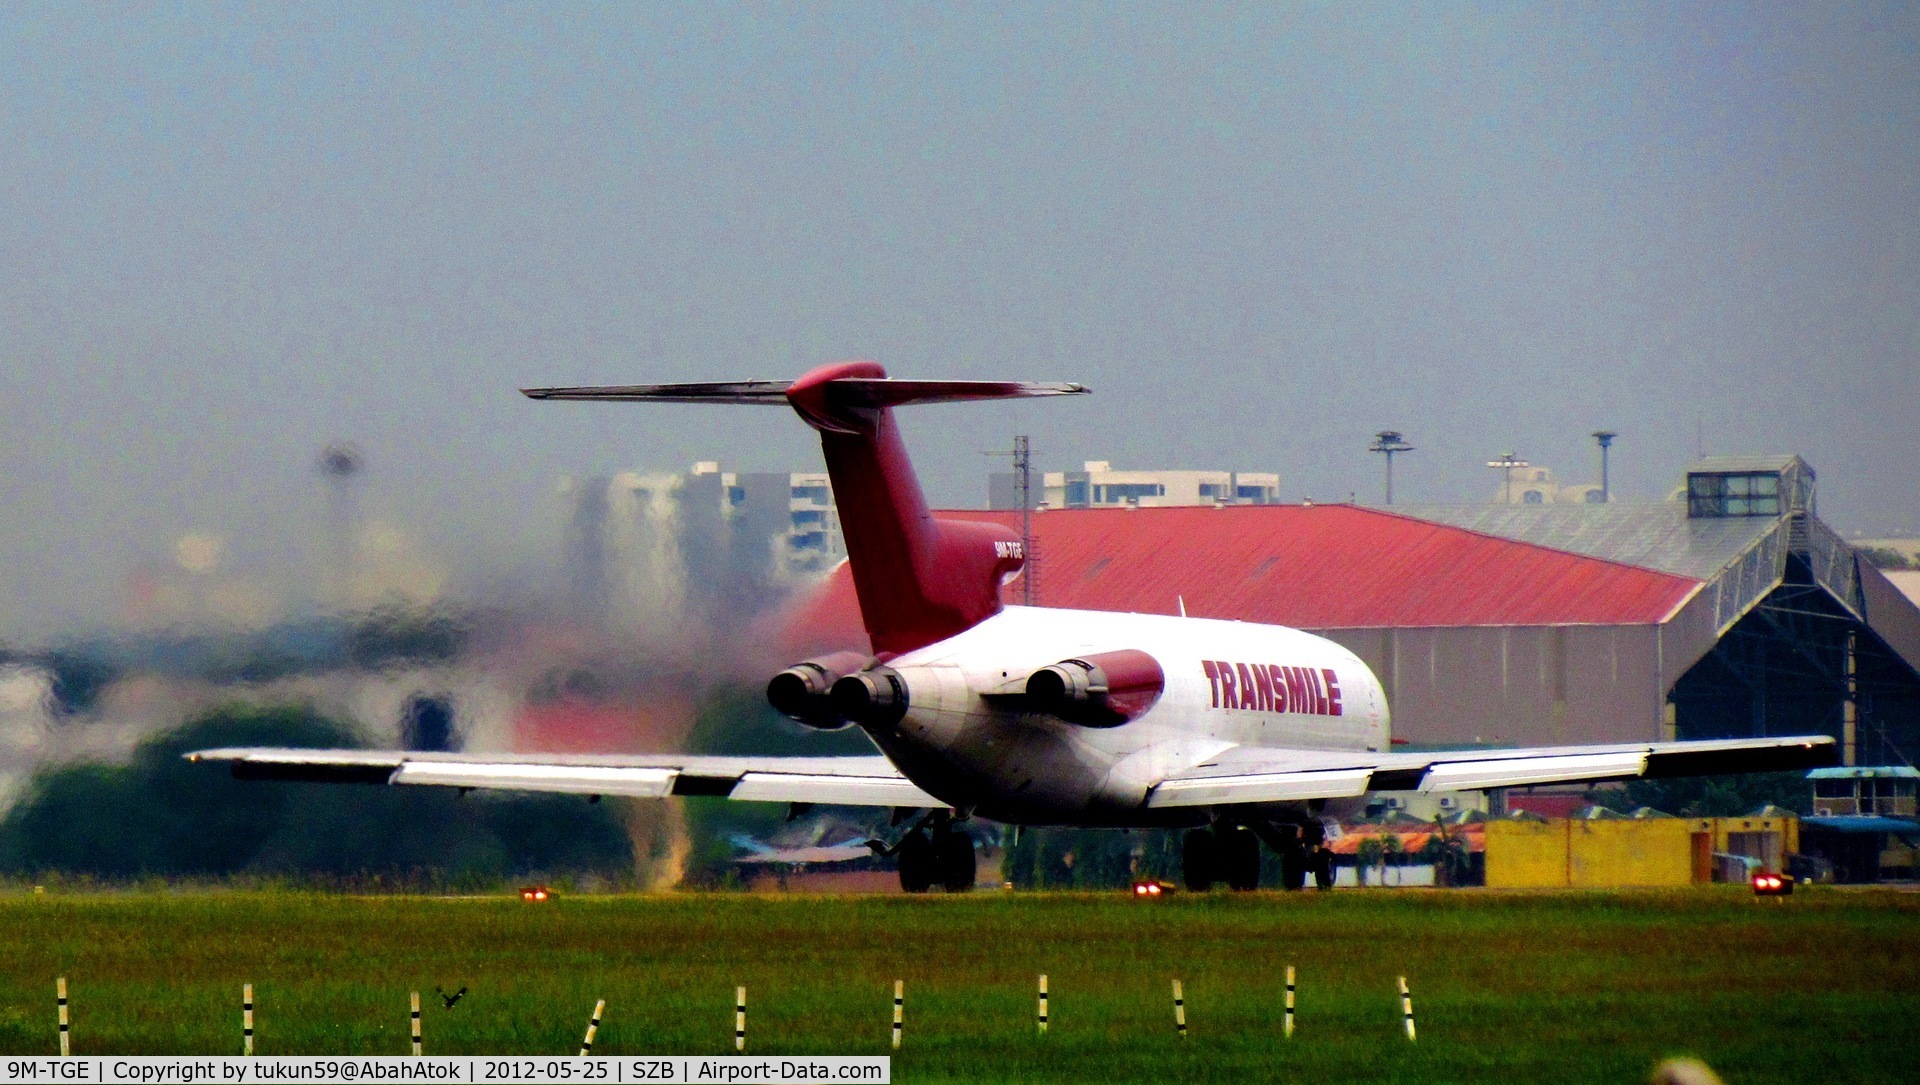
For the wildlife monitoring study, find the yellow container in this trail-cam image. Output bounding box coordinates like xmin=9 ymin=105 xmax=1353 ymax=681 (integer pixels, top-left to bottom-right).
xmin=1485 ymin=816 xmax=1751 ymax=888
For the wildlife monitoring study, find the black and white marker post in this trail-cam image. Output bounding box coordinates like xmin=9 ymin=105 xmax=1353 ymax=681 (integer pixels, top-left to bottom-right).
xmin=56 ymin=977 xmax=69 ymax=1057
xmin=410 ymin=992 xmax=423 ymax=1055
xmin=1398 ymin=976 xmax=1416 ymax=1041
xmin=579 ymin=1000 xmax=605 ymax=1056
xmin=1171 ymin=979 xmax=1187 ymax=1040
xmin=734 ymin=987 xmax=746 ymax=1051
xmin=1284 ymin=966 xmax=1296 ymax=1039
xmin=891 ymin=980 xmax=903 ymax=1050
xmin=1036 ymin=975 xmax=1048 ymax=1035
xmin=243 ymin=984 xmax=254 ymax=1056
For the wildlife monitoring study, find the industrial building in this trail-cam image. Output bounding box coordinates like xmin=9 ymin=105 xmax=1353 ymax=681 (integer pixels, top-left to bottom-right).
xmin=793 ymin=454 xmax=1920 ymax=766
xmin=1801 ymin=765 xmax=1919 ymax=881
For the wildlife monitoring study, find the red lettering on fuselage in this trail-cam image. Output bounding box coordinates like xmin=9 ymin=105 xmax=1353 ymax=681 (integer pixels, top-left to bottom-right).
xmin=1322 ymin=668 xmax=1343 ymax=716
xmin=1202 ymin=661 xmax=1345 ymax=716
xmin=1284 ymin=666 xmax=1307 ymax=713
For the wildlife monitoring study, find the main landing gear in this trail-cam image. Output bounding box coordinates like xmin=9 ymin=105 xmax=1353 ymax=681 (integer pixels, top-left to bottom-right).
xmin=884 ymin=812 xmax=977 ymax=893
xmin=1182 ymin=820 xmax=1336 ymax=892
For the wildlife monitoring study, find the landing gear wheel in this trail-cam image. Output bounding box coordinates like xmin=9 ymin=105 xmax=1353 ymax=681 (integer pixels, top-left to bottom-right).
xmin=1280 ymin=844 xmax=1310 ymax=891
xmin=935 ymin=831 xmax=977 ymax=892
xmin=1217 ymin=826 xmax=1261 ymax=891
xmin=1313 ymin=847 xmax=1335 ymax=891
xmin=896 ymin=829 xmax=935 ymax=893
xmin=1182 ymin=828 xmax=1219 ymax=892
xmin=1262 ymin=823 xmax=1307 ymax=892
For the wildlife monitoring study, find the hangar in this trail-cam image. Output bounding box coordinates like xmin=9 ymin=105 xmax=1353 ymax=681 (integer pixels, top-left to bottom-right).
xmin=791 ymin=455 xmax=1920 ymax=765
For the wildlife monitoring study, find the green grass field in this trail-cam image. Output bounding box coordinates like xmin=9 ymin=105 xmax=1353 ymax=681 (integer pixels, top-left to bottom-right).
xmin=0 ymin=887 xmax=1914 ymax=1083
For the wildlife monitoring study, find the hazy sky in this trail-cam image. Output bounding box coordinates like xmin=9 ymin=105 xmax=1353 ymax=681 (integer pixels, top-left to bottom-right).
xmin=2 ymin=2 xmax=1916 ymax=641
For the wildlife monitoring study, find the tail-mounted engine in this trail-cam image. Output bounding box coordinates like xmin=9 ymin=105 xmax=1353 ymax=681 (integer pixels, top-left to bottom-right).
xmin=830 ymin=667 xmax=910 ymax=729
xmin=1024 ymin=649 xmax=1164 ymax=727
xmin=766 ymin=651 xmax=871 ymax=730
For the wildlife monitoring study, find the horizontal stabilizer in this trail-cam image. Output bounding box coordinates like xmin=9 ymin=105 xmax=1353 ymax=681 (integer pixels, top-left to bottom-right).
xmin=521 ymin=360 xmax=1085 ymax=655
xmin=521 ymin=377 xmax=1088 ymax=407
xmin=827 ymin=378 xmax=1089 ymax=407
xmin=521 ymin=380 xmax=794 ymax=403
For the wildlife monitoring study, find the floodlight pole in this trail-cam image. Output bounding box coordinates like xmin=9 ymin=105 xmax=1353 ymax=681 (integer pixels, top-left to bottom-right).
xmin=1592 ymin=431 xmax=1617 ymax=503
xmin=989 ymin=436 xmax=1036 ymax=605
xmin=319 ymin=442 xmax=363 ymax=606
xmin=1486 ymin=452 xmax=1530 ymax=504
xmin=1368 ymin=431 xmax=1414 ymax=505
xmin=1013 ymin=435 xmax=1033 ymax=606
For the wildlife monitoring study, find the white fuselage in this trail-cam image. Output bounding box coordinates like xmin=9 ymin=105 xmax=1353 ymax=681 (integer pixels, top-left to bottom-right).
xmin=856 ymin=606 xmax=1390 ymax=827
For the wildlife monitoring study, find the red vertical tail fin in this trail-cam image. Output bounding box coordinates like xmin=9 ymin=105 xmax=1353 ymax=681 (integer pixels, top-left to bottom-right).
xmin=524 ymin=361 xmax=1087 ymax=655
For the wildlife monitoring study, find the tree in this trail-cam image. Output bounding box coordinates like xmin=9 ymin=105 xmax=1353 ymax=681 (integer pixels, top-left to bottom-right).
xmin=1354 ymin=836 xmax=1384 ymax=886
xmin=1584 ymin=772 xmax=1813 ymax=817
xmin=1858 ymin=546 xmax=1914 ymax=571
xmin=1419 ymin=824 xmax=1473 ymax=887
xmin=1354 ymin=833 xmax=1407 ymax=886
xmin=0 ymin=705 xmax=633 ymax=884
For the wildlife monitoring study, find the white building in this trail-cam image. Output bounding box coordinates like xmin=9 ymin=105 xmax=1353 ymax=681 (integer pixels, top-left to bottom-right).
xmin=765 ymin=471 xmax=846 ymax=576
xmin=1488 ymin=464 xmax=1605 ymax=505
xmin=992 ymin=461 xmax=1281 ymax=510
xmin=562 ymin=462 xmax=847 ymax=631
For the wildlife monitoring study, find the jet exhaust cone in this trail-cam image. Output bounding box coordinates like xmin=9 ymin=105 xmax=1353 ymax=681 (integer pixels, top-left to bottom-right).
xmin=830 ymin=668 xmax=909 ymax=728
xmin=1025 ymin=649 xmax=1165 ymax=727
xmin=767 ymin=652 xmax=869 ymax=730
xmin=1026 ymin=666 xmax=1073 ymax=706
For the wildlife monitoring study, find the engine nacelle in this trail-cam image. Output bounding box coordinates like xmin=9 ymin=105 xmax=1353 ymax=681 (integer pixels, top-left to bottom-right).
xmin=766 ymin=651 xmax=870 ymax=730
xmin=830 ymin=667 xmax=910 ymax=729
xmin=1025 ymin=649 xmax=1164 ymax=727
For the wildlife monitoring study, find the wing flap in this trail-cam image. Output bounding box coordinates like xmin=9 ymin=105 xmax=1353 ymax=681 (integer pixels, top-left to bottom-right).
xmin=1417 ymin=752 xmax=1647 ymax=792
xmin=188 ymin=748 xmax=941 ymax=808
xmin=1148 ymin=768 xmax=1372 ymax=808
xmin=392 ymin=762 xmax=677 ymax=797
xmin=1149 ymin=735 xmax=1836 ymax=810
xmin=730 ymin=772 xmax=941 ymax=807
xmin=1644 ymin=739 xmax=1838 ymax=778
xmin=230 ymin=760 xmax=399 ymax=785
xmin=209 ymin=748 xmax=403 ymax=785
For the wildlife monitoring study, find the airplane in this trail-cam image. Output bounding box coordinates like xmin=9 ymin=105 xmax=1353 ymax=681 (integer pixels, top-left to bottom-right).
xmin=189 ymin=360 xmax=1837 ymax=893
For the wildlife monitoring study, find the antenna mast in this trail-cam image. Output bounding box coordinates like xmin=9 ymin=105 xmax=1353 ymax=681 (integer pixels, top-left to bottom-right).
xmin=1014 ymin=435 xmax=1034 ymax=606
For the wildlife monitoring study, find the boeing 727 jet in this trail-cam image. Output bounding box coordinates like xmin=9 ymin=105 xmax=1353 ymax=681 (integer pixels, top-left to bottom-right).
xmin=191 ymin=361 xmax=1836 ymax=891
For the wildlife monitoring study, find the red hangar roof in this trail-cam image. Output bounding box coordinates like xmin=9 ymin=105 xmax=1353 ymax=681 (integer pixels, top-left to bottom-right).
xmin=786 ymin=504 xmax=1703 ymax=649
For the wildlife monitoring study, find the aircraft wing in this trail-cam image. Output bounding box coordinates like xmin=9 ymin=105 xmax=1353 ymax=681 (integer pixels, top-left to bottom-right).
xmin=1145 ymin=735 xmax=1837 ymax=808
xmin=185 ymin=748 xmax=943 ymax=809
